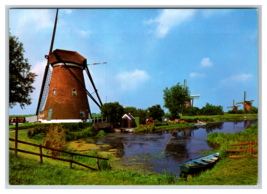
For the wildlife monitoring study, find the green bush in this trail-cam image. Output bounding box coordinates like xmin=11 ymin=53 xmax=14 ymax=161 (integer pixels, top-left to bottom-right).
xmin=248 ymin=106 xmax=258 ymax=114
xmin=183 ymin=107 xmax=200 ymax=116
xmin=236 ymin=109 xmax=244 ymax=114
xmin=199 ymin=103 xmax=224 ymax=115
xmin=65 ymin=127 xmax=97 ymax=141
xmin=96 ymin=130 xmax=106 ymax=138
xmin=27 ymin=125 xmax=50 ymax=138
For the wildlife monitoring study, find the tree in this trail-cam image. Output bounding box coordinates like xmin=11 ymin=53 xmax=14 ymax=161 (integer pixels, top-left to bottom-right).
xmin=134 ymin=108 xmax=149 ymax=124
xmin=9 ymin=31 xmax=37 ymax=109
xmin=100 ymin=102 xmax=124 ymax=124
xmin=163 ymin=82 xmax=190 ymax=120
xmin=123 ymin=106 xmax=137 ymax=115
xmin=147 ymin=104 xmax=164 ymax=121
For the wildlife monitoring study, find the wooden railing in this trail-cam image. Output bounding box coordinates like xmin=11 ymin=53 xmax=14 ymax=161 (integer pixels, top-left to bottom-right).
xmin=9 ymin=138 xmax=109 ymax=171
xmin=226 ymin=141 xmax=258 ymax=159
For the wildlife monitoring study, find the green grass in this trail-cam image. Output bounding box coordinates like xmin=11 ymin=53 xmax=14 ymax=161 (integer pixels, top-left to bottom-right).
xmin=9 ymin=114 xmax=36 ymax=118
xmin=181 ymin=114 xmax=258 ymax=122
xmin=206 ymin=123 xmax=258 ymax=158
xmin=9 ymin=123 xmax=258 ymax=185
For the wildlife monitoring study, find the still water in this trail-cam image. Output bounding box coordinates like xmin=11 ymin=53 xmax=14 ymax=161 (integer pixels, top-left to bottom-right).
xmin=97 ymin=120 xmax=257 ymax=175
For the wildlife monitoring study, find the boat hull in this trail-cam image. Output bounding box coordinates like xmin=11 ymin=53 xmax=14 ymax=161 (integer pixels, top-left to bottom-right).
xmin=179 ymin=153 xmax=219 ymax=173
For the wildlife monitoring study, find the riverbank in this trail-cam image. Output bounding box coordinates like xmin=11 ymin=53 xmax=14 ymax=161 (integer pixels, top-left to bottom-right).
xmin=133 ymin=113 xmax=258 ymax=132
xmin=9 ymin=122 xmax=258 ymax=185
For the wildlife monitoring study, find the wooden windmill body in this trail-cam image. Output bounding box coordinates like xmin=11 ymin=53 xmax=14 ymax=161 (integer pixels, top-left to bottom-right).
xmin=227 ymin=100 xmax=240 ymax=112
xmin=236 ymin=91 xmax=254 ymax=112
xmin=36 ymin=9 xmax=103 ymax=123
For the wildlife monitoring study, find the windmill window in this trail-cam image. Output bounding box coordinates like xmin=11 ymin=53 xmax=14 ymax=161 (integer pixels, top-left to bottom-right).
xmin=72 ymin=89 xmax=77 ymax=96
xmin=52 ymin=89 xmax=56 ymax=96
xmin=80 ymin=111 xmax=85 ymax=117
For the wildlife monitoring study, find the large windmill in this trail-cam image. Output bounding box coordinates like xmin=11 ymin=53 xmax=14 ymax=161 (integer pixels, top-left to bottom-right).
xmin=183 ymin=79 xmax=200 ymax=108
xmin=236 ymin=91 xmax=254 ymax=112
xmin=227 ymin=100 xmax=241 ymax=112
xmin=36 ymin=9 xmax=104 ymax=123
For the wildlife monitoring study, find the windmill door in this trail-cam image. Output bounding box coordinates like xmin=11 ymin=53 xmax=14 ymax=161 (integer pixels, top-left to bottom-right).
xmin=47 ymin=108 xmax=53 ymax=121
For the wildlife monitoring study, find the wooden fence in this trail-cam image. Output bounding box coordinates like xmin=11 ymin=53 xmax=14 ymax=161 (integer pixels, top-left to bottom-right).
xmin=9 ymin=120 xmax=108 ymax=170
xmin=226 ymin=141 xmax=258 ymax=159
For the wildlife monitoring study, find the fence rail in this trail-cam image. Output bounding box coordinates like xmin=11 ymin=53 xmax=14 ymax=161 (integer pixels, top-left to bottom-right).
xmin=9 ymin=138 xmax=108 ymax=171
xmin=226 ymin=141 xmax=258 ymax=159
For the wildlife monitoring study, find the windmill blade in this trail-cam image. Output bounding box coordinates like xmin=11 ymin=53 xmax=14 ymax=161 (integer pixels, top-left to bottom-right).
xmin=36 ymin=9 xmax=58 ymax=116
xmin=227 ymin=106 xmax=234 ymax=108
xmin=236 ymin=105 xmax=241 ymax=107
xmin=87 ymin=62 xmax=107 ymax=66
xmin=236 ymin=101 xmax=244 ymax=105
xmin=85 ymin=66 xmax=103 ymax=106
xmin=190 ymin=94 xmax=200 ymax=99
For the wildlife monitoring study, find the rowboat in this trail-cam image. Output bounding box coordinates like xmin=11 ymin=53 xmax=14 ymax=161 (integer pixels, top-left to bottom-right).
xmin=179 ymin=153 xmax=220 ymax=173
xmin=194 ymin=120 xmax=206 ymax=126
xmin=194 ymin=123 xmax=207 ymax=126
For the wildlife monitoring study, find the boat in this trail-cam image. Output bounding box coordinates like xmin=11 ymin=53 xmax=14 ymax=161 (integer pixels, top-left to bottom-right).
xmin=179 ymin=153 xmax=220 ymax=173
xmin=194 ymin=120 xmax=207 ymax=126
xmin=194 ymin=123 xmax=207 ymax=126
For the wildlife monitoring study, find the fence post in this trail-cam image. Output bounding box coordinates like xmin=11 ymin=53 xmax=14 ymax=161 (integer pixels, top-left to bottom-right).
xmin=102 ymin=117 xmax=103 ymax=122
xmin=39 ymin=144 xmax=43 ymax=165
xmin=97 ymin=117 xmax=98 ymax=123
xmin=96 ymin=155 xmax=99 ymax=170
xmin=106 ymin=117 xmax=107 ymax=122
xmin=15 ymin=117 xmax=18 ymax=156
xmin=250 ymin=141 xmax=252 ymax=156
xmin=70 ymin=154 xmax=73 ymax=169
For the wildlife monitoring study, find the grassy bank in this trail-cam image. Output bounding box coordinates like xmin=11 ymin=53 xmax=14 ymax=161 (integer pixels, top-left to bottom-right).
xmin=9 ymin=122 xmax=258 ymax=185
xmin=133 ymin=114 xmax=257 ymax=132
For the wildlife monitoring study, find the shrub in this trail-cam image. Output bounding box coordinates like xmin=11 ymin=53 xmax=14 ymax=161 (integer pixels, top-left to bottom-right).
xmin=236 ymin=109 xmax=244 ymax=114
xmin=42 ymin=125 xmax=66 ymax=158
xmin=248 ymin=106 xmax=258 ymax=114
xmin=27 ymin=125 xmax=50 ymax=138
xmin=96 ymin=130 xmax=106 ymax=138
xmin=182 ymin=107 xmax=200 ymax=116
xmin=65 ymin=127 xmax=97 ymax=141
xmin=199 ymin=103 xmax=224 ymax=115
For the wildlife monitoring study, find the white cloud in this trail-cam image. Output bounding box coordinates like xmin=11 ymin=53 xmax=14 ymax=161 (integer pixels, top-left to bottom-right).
xmin=115 ymin=69 xmax=150 ymax=90
xmin=15 ymin=10 xmax=54 ymax=33
xmin=190 ymin=72 xmax=205 ymax=78
xmin=222 ymin=74 xmax=252 ymax=84
xmin=145 ymin=9 xmax=196 ymax=38
xmin=77 ymin=30 xmax=92 ymax=38
xmin=201 ymin=58 xmax=213 ymax=67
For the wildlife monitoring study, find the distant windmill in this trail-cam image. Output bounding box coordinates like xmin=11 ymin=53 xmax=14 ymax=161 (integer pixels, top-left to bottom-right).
xmin=236 ymin=91 xmax=254 ymax=112
xmin=227 ymin=100 xmax=241 ymax=112
xmin=183 ymin=79 xmax=200 ymax=108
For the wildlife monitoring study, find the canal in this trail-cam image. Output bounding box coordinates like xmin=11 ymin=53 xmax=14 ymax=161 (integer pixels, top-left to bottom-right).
xmin=70 ymin=120 xmax=258 ymax=175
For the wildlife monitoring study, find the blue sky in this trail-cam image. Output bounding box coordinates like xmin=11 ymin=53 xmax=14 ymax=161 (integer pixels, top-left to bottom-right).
xmin=9 ymin=8 xmax=258 ymax=115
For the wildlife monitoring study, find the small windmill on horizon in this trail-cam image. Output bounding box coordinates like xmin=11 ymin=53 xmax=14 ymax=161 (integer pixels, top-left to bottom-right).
xmin=183 ymin=79 xmax=200 ymax=108
xmin=227 ymin=100 xmax=241 ymax=112
xmin=236 ymin=91 xmax=254 ymax=112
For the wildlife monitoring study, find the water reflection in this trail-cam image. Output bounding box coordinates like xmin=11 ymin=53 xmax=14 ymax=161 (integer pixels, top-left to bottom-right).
xmin=205 ymin=122 xmax=223 ymax=134
xmin=98 ymin=120 xmax=257 ymax=175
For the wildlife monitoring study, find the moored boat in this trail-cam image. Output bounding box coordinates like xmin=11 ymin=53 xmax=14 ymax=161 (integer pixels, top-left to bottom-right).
xmin=179 ymin=153 xmax=220 ymax=173
xmin=194 ymin=123 xmax=207 ymax=126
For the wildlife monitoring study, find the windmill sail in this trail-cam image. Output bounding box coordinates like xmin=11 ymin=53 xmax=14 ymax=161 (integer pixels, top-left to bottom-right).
xmin=37 ymin=66 xmax=52 ymax=115
xmin=36 ymin=9 xmax=58 ymax=118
